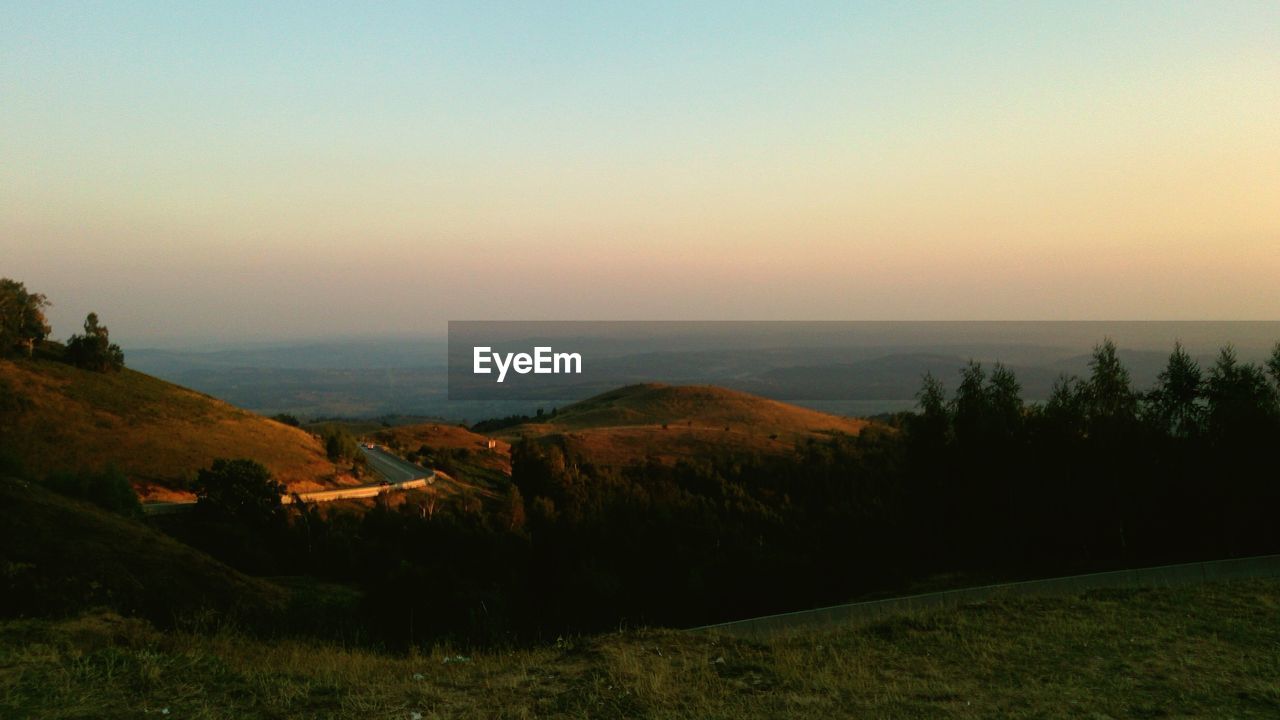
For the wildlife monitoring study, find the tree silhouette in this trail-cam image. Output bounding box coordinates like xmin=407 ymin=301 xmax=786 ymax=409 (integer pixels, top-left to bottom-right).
xmin=1205 ymin=345 xmax=1278 ymax=443
xmin=987 ymin=362 xmax=1024 ymax=441
xmin=952 ymin=360 xmax=988 ymax=447
xmin=909 ymin=371 xmax=949 ymax=449
xmin=0 ymin=278 xmax=51 ymax=357
xmin=1083 ymin=339 xmax=1137 ymax=438
xmin=65 ymin=313 xmax=124 ymax=372
xmin=1041 ymin=374 xmax=1086 ymax=439
xmin=1268 ymin=342 xmax=1280 ymax=388
xmin=193 ymin=458 xmax=286 ymax=528
xmin=1145 ymin=341 xmax=1204 ymax=439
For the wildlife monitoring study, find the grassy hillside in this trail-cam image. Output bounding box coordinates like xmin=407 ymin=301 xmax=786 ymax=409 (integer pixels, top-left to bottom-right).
xmin=0 ymin=355 xmax=346 ymax=500
xmin=3 ymin=579 xmax=1277 ymax=718
xmin=524 ymin=384 xmax=869 ymax=433
xmin=374 ymin=422 xmax=511 ymax=475
xmin=0 ymin=476 xmax=286 ymax=624
xmin=503 ymin=384 xmax=870 ymax=466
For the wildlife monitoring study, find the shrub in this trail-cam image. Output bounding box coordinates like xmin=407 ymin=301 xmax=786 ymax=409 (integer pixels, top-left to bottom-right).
xmin=0 ymin=278 xmax=51 ymax=357
xmin=43 ymin=466 xmax=141 ymax=517
xmin=65 ymin=313 xmax=124 ymax=372
xmin=322 ymin=428 xmax=359 ymax=462
xmin=193 ymin=459 xmax=285 ymax=528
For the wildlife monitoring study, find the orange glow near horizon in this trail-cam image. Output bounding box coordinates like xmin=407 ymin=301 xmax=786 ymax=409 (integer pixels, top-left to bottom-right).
xmin=3 ymin=3 xmax=1278 ymax=343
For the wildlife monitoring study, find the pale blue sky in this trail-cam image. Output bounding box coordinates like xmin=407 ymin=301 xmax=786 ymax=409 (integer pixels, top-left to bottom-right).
xmin=3 ymin=2 xmax=1278 ymax=345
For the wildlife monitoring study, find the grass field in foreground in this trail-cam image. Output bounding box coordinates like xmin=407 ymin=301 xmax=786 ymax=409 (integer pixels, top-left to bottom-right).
xmin=3 ymin=579 xmax=1278 ymax=719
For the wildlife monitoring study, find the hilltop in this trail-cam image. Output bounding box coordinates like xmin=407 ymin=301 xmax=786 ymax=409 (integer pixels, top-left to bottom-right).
xmin=363 ymin=384 xmax=871 ymax=476
xmin=527 ymin=383 xmax=870 ymax=433
xmin=496 ymin=384 xmax=870 ymax=466
xmin=0 ymin=354 xmax=347 ymax=501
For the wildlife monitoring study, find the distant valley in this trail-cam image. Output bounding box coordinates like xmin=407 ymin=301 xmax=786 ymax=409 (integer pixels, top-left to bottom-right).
xmin=127 ymin=324 xmax=1279 ymax=421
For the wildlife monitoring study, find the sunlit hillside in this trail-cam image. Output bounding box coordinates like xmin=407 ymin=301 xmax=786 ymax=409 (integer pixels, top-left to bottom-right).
xmin=0 ymin=353 xmax=349 ymax=501
xmin=502 ymin=383 xmax=871 ymax=466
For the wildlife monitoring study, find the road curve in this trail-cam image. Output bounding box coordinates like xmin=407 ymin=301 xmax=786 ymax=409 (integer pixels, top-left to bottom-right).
xmin=141 ymin=446 xmax=435 ymax=515
xmin=280 ymin=447 xmax=435 ymax=504
xmin=358 ymin=445 xmax=429 ymax=484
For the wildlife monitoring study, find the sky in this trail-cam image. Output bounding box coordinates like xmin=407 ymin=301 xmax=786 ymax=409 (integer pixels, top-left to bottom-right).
xmin=3 ymin=1 xmax=1278 ymax=347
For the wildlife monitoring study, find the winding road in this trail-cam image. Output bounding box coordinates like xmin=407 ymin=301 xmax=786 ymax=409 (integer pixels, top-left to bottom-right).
xmin=358 ymin=445 xmax=432 ymax=484
xmin=141 ymin=446 xmax=436 ymax=515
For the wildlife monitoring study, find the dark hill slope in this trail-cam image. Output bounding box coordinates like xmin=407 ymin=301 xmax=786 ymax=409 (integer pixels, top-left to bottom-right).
xmin=0 ymin=475 xmax=286 ymax=623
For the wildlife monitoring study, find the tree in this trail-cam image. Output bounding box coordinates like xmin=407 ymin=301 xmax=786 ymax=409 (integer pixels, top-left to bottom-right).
xmin=951 ymin=360 xmax=988 ymax=447
xmin=65 ymin=313 xmax=124 ymax=372
xmin=503 ymin=484 xmax=526 ymax=531
xmin=1040 ymin=374 xmax=1086 ymax=439
xmin=1144 ymin=342 xmax=1204 ymax=439
xmin=192 ymin=458 xmax=286 ymax=528
xmin=322 ymin=427 xmax=359 ymax=462
xmin=944 ymin=360 xmax=1024 ymax=446
xmin=1083 ymin=339 xmax=1136 ymax=437
xmin=1205 ymin=345 xmax=1278 ymax=444
xmin=909 ymin=372 xmax=950 ymax=448
xmin=1268 ymin=342 xmax=1280 ymax=388
xmin=43 ymin=466 xmax=141 ymax=517
xmin=1203 ymin=345 xmax=1280 ymax=553
xmin=986 ymin=362 xmax=1024 ymax=441
xmin=0 ymin=278 xmax=51 ymax=357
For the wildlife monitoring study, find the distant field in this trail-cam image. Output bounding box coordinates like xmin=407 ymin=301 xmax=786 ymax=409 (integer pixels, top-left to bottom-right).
xmin=3 ymin=579 xmax=1277 ymax=718
xmin=0 ymin=356 xmax=346 ymax=500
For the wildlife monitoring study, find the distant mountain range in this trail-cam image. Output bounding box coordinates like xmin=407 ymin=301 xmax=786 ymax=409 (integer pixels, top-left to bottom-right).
xmin=126 ymin=324 xmax=1279 ymax=421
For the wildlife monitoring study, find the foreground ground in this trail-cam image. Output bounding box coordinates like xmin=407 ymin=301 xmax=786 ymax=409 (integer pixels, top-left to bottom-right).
xmin=3 ymin=579 xmax=1278 ymax=719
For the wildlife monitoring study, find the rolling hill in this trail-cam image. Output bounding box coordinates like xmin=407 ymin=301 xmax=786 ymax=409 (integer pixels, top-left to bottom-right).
xmin=499 ymin=383 xmax=871 ymax=466
xmin=0 ymin=475 xmax=286 ymax=622
xmin=0 ymin=353 xmax=349 ymax=501
xmin=372 ymin=421 xmax=512 ymax=475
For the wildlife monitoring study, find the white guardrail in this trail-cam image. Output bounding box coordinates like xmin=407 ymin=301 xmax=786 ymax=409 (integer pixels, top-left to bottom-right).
xmin=143 ymin=475 xmax=433 ymax=515
xmin=281 ymin=476 xmax=431 ymax=504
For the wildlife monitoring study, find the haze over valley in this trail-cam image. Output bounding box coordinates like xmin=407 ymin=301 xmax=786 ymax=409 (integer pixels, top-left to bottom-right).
xmin=128 ymin=323 xmax=1280 ymax=420
xmin=4 ymin=2 xmax=1280 ymax=717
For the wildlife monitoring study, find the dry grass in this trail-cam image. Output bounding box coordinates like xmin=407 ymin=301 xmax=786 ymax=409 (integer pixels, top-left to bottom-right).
xmin=375 ymin=423 xmax=512 ymax=476
xmin=0 ymin=358 xmax=346 ymax=499
xmin=500 ymin=384 xmax=870 ymax=467
xmin=4 ymin=580 xmax=1278 ymax=719
xmin=547 ymin=425 xmax=827 ymax=466
xmin=514 ymin=384 xmax=869 ymax=436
